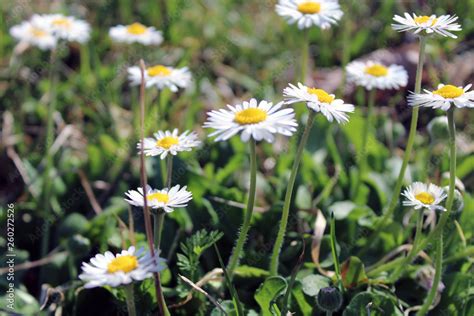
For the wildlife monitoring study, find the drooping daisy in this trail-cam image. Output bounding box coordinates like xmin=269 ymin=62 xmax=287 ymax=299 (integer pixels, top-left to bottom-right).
xmin=10 ymin=15 xmax=57 ymax=50
xmin=78 ymin=246 xmax=166 ymax=288
xmin=44 ymin=14 xmax=91 ymax=43
xmin=109 ymin=22 xmax=163 ymax=45
xmin=203 ymin=98 xmax=298 ymax=142
xmin=138 ymin=129 xmax=201 ymax=159
xmin=408 ymin=84 xmax=474 ymax=111
xmin=392 ymin=13 xmax=461 ymax=38
xmin=402 ymin=182 xmax=447 ymax=212
xmin=346 ymin=60 xmax=408 ymax=91
xmin=125 ymin=185 xmax=193 ymax=213
xmin=276 ymin=0 xmax=343 ymax=29
xmin=128 ymin=64 xmax=191 ymax=92
xmin=283 ymin=82 xmax=354 ymax=123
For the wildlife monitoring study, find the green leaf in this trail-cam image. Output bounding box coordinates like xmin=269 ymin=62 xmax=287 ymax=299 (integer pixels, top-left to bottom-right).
xmin=343 ymin=292 xmax=402 ymax=316
xmin=329 ymin=201 xmax=356 ymax=220
xmin=234 ymin=265 xmax=269 ymax=279
xmin=291 ymin=281 xmax=313 ymax=316
xmin=341 ymin=257 xmax=368 ymax=289
xmin=210 ymin=300 xmax=237 ymax=316
xmin=254 ymin=277 xmax=287 ymax=316
xmin=301 ymin=275 xmax=331 ymax=297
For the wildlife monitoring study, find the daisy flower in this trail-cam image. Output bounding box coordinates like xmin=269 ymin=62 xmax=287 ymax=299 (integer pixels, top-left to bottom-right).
xmin=44 ymin=14 xmax=91 ymax=43
xmin=283 ymin=82 xmax=354 ymax=123
xmin=128 ymin=64 xmax=191 ymax=92
xmin=346 ymin=60 xmax=408 ymax=90
xmin=138 ymin=129 xmax=201 ymax=159
xmin=402 ymin=182 xmax=447 ymax=212
xmin=10 ymin=15 xmax=57 ymax=50
xmin=78 ymin=246 xmax=166 ymax=288
xmin=109 ymin=22 xmax=163 ymax=45
xmin=125 ymin=185 xmax=192 ymax=213
xmin=408 ymin=84 xmax=474 ymax=111
xmin=276 ymin=0 xmax=343 ymax=29
xmin=203 ymin=98 xmax=298 ymax=142
xmin=392 ymin=13 xmax=461 ymax=38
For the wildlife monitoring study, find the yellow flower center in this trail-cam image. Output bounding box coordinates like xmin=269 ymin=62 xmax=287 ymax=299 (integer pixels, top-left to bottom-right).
xmin=432 ymin=85 xmax=464 ymax=99
xmin=365 ymin=64 xmax=389 ymax=77
xmin=107 ymin=255 xmax=138 ymax=273
xmin=127 ymin=22 xmax=148 ymax=35
xmin=414 ymin=16 xmax=437 ymax=26
xmin=234 ymin=108 xmax=268 ymax=125
xmin=147 ymin=65 xmax=172 ymax=77
xmin=52 ymin=18 xmax=72 ymax=28
xmin=297 ymin=1 xmax=321 ymax=14
xmin=31 ymin=27 xmax=47 ymax=38
xmin=415 ymin=192 xmax=435 ymax=205
xmin=307 ymin=87 xmax=335 ymax=103
xmin=156 ymin=136 xmax=179 ymax=149
xmin=147 ymin=192 xmax=169 ymax=203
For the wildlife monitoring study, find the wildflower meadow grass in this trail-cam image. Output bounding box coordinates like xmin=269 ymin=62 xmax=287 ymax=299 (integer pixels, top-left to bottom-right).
xmin=0 ymin=1 xmax=473 ymax=315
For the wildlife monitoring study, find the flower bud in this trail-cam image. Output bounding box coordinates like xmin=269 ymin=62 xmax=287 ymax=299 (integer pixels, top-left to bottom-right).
xmin=316 ymin=286 xmax=343 ymax=312
xmin=427 ymin=116 xmax=449 ymax=143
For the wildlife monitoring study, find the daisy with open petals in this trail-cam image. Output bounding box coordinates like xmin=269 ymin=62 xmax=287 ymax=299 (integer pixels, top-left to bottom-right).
xmin=402 ymin=182 xmax=447 ymax=212
xmin=276 ymin=0 xmax=343 ymax=29
xmin=346 ymin=60 xmax=408 ymax=91
xmin=79 ymin=246 xmax=166 ymax=288
xmin=283 ymin=83 xmax=354 ymax=123
xmin=204 ymin=98 xmax=298 ymax=142
xmin=45 ymin=14 xmax=91 ymax=43
xmin=10 ymin=15 xmax=57 ymax=50
xmin=128 ymin=64 xmax=191 ymax=92
xmin=392 ymin=13 xmax=461 ymax=38
xmin=408 ymin=84 xmax=474 ymax=111
xmin=109 ymin=22 xmax=163 ymax=45
xmin=125 ymin=185 xmax=192 ymax=213
xmin=138 ymin=129 xmax=201 ymax=159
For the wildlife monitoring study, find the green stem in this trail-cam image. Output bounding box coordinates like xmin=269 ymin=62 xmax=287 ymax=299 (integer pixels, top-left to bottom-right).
xmin=227 ymin=140 xmax=257 ymax=278
xmin=166 ymin=154 xmax=173 ymax=187
xmin=353 ymin=89 xmax=376 ymax=199
xmin=417 ymin=234 xmax=443 ymax=316
xmin=388 ymin=211 xmax=423 ymax=282
xmin=417 ymin=107 xmax=456 ymax=315
xmin=366 ymin=257 xmax=404 ymax=277
xmin=360 ymin=37 xmax=427 ymax=255
xmin=124 ymin=284 xmax=137 ymax=316
xmin=154 ymin=212 xmax=165 ymax=249
xmin=326 ymin=311 xmax=333 ymax=316
xmin=329 ymin=213 xmax=342 ymax=289
xmin=40 ymin=49 xmax=58 ymax=283
xmin=269 ymin=111 xmax=316 ymax=275
xmin=301 ymin=28 xmax=309 ymax=84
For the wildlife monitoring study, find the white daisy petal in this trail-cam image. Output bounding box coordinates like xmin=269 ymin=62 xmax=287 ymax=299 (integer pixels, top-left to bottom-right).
xmin=402 ymin=182 xmax=447 ymax=212
xmin=276 ymin=0 xmax=343 ymax=30
xmin=128 ymin=64 xmax=191 ymax=91
xmin=109 ymin=22 xmax=163 ymax=45
xmin=408 ymin=84 xmax=474 ymax=111
xmin=124 ymin=185 xmax=193 ymax=212
xmin=282 ymin=82 xmax=354 ymax=124
xmin=203 ymin=98 xmax=297 ymax=143
xmin=79 ymin=248 xmax=166 ymax=289
xmin=137 ymin=129 xmax=201 ymax=159
xmin=346 ymin=60 xmax=408 ymax=91
xmin=391 ymin=13 xmax=461 ymax=38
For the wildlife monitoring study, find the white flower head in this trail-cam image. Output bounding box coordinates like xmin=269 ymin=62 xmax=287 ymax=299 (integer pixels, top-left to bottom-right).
xmin=283 ymin=82 xmax=354 ymax=123
xmin=203 ymin=98 xmax=298 ymax=143
xmin=276 ymin=0 xmax=343 ymax=29
xmin=408 ymin=84 xmax=474 ymax=111
xmin=109 ymin=22 xmax=163 ymax=45
xmin=138 ymin=129 xmax=201 ymax=160
xmin=346 ymin=60 xmax=408 ymax=90
xmin=10 ymin=15 xmax=57 ymax=50
xmin=402 ymin=182 xmax=447 ymax=212
xmin=44 ymin=14 xmax=91 ymax=43
xmin=79 ymin=246 xmax=166 ymax=289
xmin=128 ymin=64 xmax=191 ymax=92
xmin=392 ymin=13 xmax=461 ymax=38
xmin=125 ymin=185 xmax=193 ymax=213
